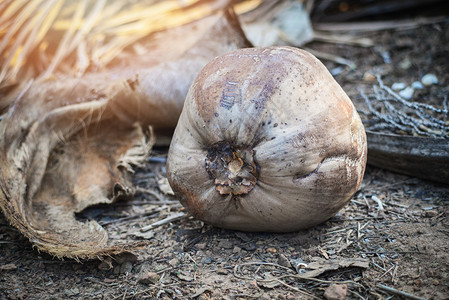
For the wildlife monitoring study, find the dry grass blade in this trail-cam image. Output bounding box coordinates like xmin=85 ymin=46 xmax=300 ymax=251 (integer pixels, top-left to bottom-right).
xmin=4 ymin=0 xmax=62 ymax=82
xmin=0 ymin=1 xmax=36 ymax=38
xmin=0 ymin=0 xmax=42 ymax=81
xmin=0 ymin=0 xmax=232 ymax=88
xmin=41 ymin=0 xmax=89 ymax=78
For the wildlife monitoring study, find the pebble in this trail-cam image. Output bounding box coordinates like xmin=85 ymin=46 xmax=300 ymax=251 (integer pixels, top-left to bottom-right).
xmin=421 ymin=73 xmax=438 ymax=86
xmin=196 ymin=243 xmax=206 ymax=250
xmin=398 ymin=86 xmax=414 ymax=100
xmin=64 ymin=288 xmax=80 ymax=297
xmin=362 ymin=71 xmax=376 ymax=82
xmin=201 ymin=257 xmax=213 ymax=264
xmin=399 ymin=58 xmax=412 ymax=70
xmin=169 ymin=257 xmax=180 ymax=267
xmin=177 ymin=271 xmax=194 ymax=282
xmin=425 ymin=210 xmax=438 ymax=217
xmin=218 ymin=240 xmax=233 ymax=249
xmin=120 ymin=261 xmax=133 ymax=274
xmin=324 ymin=284 xmax=348 ymax=300
xmin=391 ymin=82 xmax=406 ymax=91
xmin=216 ymin=268 xmax=229 ymax=275
xmin=411 ymin=81 xmax=424 ymax=89
xmin=138 ymin=271 xmax=160 ymax=285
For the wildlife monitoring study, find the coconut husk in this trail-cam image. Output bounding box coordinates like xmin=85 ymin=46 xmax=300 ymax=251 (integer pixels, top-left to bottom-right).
xmin=0 ymin=5 xmax=251 ymax=259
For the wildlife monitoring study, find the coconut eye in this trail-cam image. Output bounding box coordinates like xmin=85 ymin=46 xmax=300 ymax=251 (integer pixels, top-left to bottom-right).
xmin=167 ymin=46 xmax=367 ymax=232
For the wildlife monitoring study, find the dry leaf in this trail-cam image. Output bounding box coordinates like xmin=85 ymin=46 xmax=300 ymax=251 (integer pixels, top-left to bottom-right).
xmin=298 ymin=258 xmax=369 ymax=279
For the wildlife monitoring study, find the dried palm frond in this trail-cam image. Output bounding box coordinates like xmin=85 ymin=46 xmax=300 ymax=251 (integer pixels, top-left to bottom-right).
xmin=0 ymin=1 xmax=250 ymax=259
xmin=0 ymin=0 xmax=233 ymax=90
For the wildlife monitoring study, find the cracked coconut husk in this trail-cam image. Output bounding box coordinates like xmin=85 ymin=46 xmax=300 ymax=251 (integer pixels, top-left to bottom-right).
xmin=0 ymin=6 xmax=251 ymax=259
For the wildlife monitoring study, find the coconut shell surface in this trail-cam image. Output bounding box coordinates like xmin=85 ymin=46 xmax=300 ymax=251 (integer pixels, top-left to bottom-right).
xmin=167 ymin=47 xmax=367 ymax=232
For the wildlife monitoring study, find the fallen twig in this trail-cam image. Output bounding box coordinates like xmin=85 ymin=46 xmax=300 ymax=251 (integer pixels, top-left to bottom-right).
xmin=140 ymin=212 xmax=187 ymax=232
xmin=303 ymin=47 xmax=356 ymax=69
xmin=357 ymin=75 xmax=449 ymax=138
xmin=314 ymin=16 xmax=447 ymax=32
xmin=376 ymin=283 xmax=426 ymax=300
xmin=312 ymin=31 xmax=374 ymax=47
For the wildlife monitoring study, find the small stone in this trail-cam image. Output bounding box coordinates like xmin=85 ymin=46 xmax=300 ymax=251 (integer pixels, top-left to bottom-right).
xmin=216 ymin=268 xmax=229 ymax=275
xmin=218 ymin=240 xmax=233 ymax=249
xmin=398 ymin=86 xmax=414 ymax=100
xmin=120 ymin=261 xmax=133 ymax=274
xmin=362 ymin=72 xmax=376 ymax=82
xmin=177 ymin=271 xmax=194 ymax=282
xmin=324 ymin=284 xmax=348 ymax=300
xmin=64 ymin=288 xmax=80 ymax=297
xmin=411 ymin=81 xmax=424 ymax=89
xmin=196 ymin=243 xmax=207 ymax=250
xmin=169 ymin=257 xmax=180 ymax=267
xmin=232 ymin=246 xmax=242 ymax=254
xmin=201 ymin=257 xmax=213 ymax=264
xmin=421 ymin=73 xmax=438 ymax=86
xmin=391 ymin=82 xmax=406 ymax=91
xmin=399 ymin=58 xmax=412 ymax=70
xmin=425 ymin=210 xmax=438 ymax=217
xmin=138 ymin=271 xmax=160 ymax=285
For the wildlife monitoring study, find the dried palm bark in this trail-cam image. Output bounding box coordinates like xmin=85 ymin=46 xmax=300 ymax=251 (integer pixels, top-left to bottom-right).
xmin=0 ymin=7 xmax=251 ymax=259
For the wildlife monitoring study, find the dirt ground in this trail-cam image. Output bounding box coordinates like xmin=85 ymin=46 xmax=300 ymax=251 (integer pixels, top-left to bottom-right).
xmin=1 ymin=15 xmax=448 ymax=300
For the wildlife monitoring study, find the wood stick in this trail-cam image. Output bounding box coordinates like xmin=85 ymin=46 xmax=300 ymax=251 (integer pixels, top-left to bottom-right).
xmin=376 ymin=283 xmax=426 ymax=300
xmin=314 ymin=16 xmax=447 ymax=32
xmin=140 ymin=212 xmax=186 ymax=232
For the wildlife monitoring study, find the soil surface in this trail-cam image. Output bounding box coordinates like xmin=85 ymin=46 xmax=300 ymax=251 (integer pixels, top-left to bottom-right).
xmin=1 ymin=15 xmax=448 ymax=300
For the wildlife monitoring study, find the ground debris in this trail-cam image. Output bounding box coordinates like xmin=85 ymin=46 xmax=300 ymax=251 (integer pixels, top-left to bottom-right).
xmin=1 ymin=9 xmax=449 ymax=300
